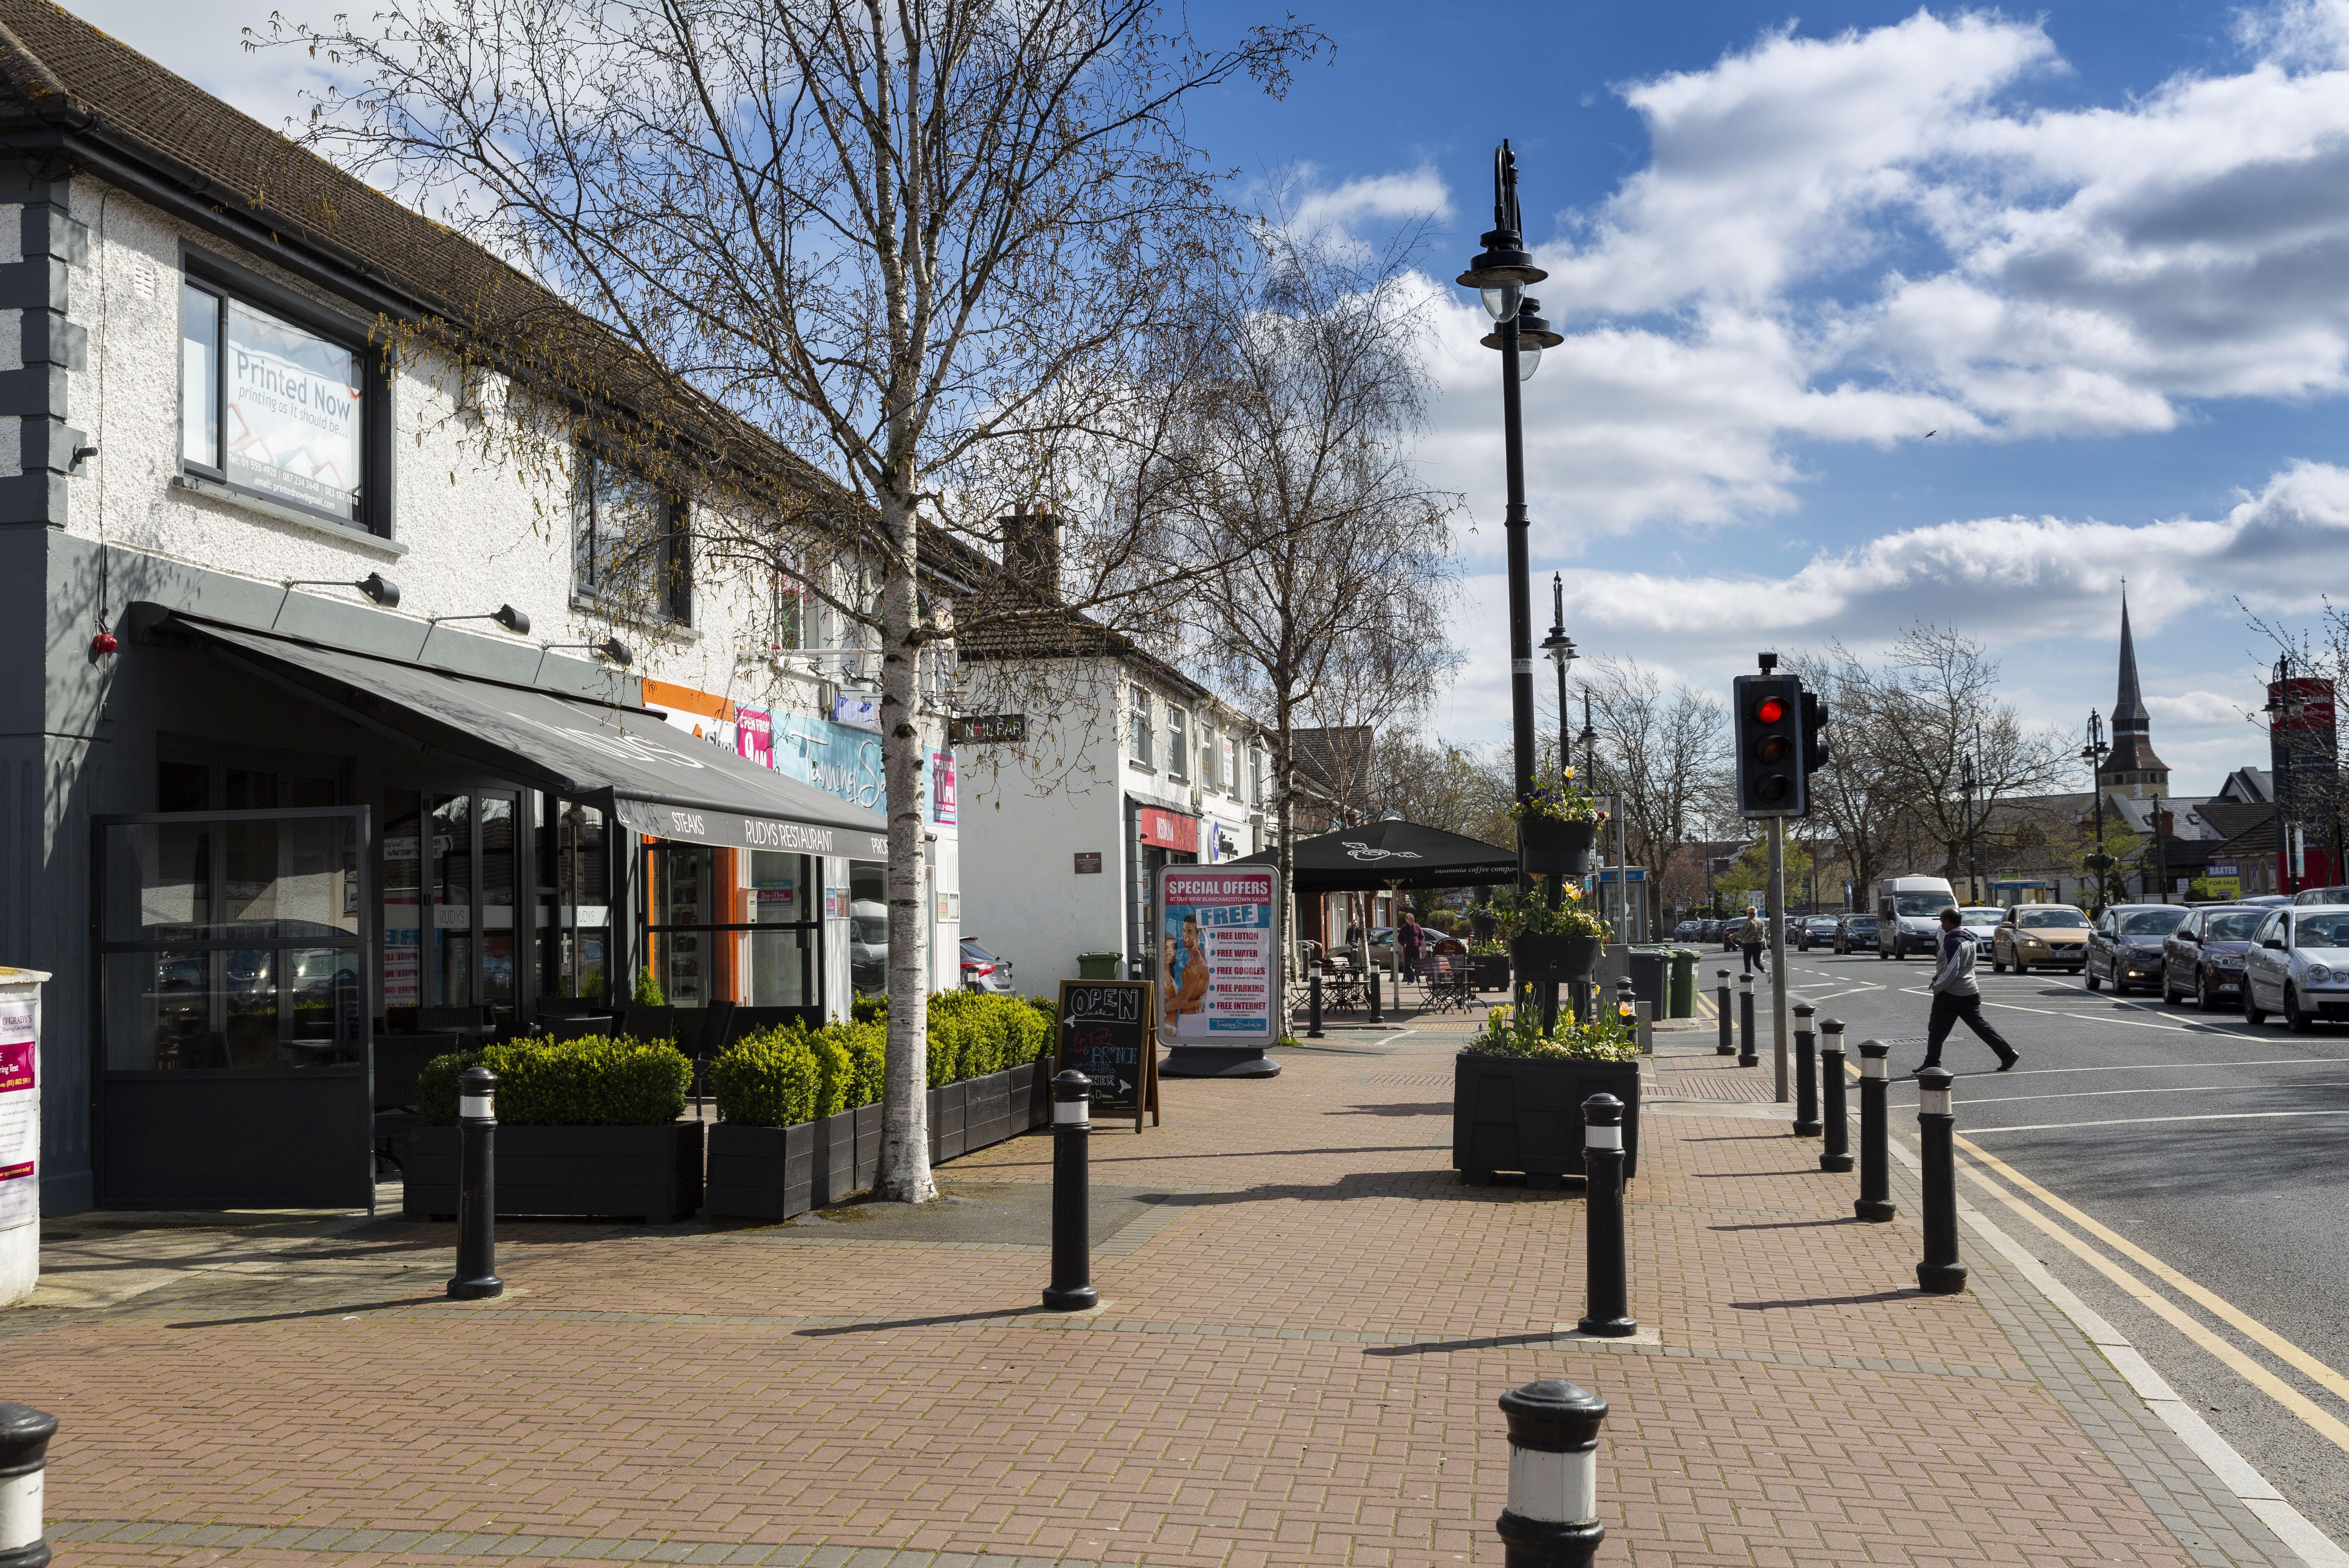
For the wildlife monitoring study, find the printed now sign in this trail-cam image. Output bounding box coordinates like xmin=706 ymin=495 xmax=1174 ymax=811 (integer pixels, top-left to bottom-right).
xmin=1157 ymin=866 xmax=1279 ymax=1045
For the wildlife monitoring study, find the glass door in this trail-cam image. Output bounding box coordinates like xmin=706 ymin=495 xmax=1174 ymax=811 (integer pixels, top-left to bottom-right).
xmin=381 ymin=786 xmax=526 ymax=1031
xmin=93 ymin=806 xmax=373 ymax=1209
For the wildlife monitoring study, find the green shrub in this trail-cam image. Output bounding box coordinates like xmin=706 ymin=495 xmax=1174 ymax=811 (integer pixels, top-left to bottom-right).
xmin=840 ymin=1019 xmax=887 ymax=1108
xmin=633 ymin=967 xmax=666 ymax=1006
xmin=851 ymin=994 xmax=888 ymax=1025
xmin=710 ymin=1026 xmax=820 ymax=1127
xmin=809 ymin=1029 xmax=853 ymax=1119
xmin=420 ymin=1036 xmax=690 ymax=1126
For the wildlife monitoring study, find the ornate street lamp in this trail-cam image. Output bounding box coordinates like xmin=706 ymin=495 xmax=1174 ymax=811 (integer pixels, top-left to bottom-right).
xmin=2081 ymin=708 xmax=2110 ymax=911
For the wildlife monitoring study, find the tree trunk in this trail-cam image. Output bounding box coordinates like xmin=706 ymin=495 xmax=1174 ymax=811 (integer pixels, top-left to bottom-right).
xmin=878 ymin=486 xmax=934 ymax=1204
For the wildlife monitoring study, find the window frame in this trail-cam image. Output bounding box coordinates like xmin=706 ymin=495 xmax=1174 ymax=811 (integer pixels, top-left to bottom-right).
xmin=572 ymin=444 xmax=694 ymax=626
xmin=1128 ymin=685 xmax=1153 ymax=769
xmin=1167 ymin=705 xmax=1190 ymax=781
xmin=176 ymin=245 xmax=394 ymax=539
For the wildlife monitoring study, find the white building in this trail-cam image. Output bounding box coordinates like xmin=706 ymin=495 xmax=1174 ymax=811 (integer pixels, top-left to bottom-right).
xmin=0 ymin=3 xmax=958 ymax=1213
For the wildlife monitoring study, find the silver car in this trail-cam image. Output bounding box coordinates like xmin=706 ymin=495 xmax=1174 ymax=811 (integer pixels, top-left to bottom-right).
xmin=2241 ymin=904 xmax=2349 ymax=1031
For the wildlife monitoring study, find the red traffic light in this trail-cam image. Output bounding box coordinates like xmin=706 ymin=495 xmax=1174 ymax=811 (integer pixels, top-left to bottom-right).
xmin=1754 ymin=695 xmax=1788 ymax=724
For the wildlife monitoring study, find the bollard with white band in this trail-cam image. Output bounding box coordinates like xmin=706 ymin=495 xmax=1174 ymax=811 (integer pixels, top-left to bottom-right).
xmin=1495 ymin=1379 xmax=1608 ymax=1567
xmin=1854 ymin=1039 xmax=1894 ymax=1222
xmin=1817 ymin=1018 xmax=1852 ymax=1174
xmin=1915 ymin=1065 xmax=1966 ymax=1294
xmin=1576 ymin=1094 xmax=1635 ymax=1338
xmin=448 ymin=1065 xmax=503 ymax=1300
xmin=1715 ymin=970 xmax=1732 ymax=1055
xmin=1736 ymin=973 xmax=1757 ymax=1068
xmin=1307 ymin=966 xmax=1325 ymax=1040
xmin=1791 ymin=1002 xmax=1820 ymax=1137
xmin=0 ymin=1403 xmax=55 ymax=1568
xmin=1043 ymin=1070 xmax=1097 ymax=1311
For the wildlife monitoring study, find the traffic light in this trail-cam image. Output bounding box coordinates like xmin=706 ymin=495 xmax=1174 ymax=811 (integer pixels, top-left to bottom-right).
xmin=1734 ymin=672 xmax=1807 ymax=817
xmin=1801 ymin=690 xmax=1830 ymax=774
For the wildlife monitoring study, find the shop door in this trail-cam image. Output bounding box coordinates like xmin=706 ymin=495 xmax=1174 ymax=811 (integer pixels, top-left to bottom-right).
xmin=92 ymin=807 xmax=373 ymax=1209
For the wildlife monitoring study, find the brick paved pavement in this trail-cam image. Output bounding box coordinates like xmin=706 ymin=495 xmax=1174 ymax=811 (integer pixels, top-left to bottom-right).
xmin=7 ymin=1015 xmax=2308 ymax=1566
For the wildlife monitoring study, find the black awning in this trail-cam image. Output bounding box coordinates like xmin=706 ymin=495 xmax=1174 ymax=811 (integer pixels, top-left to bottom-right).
xmin=179 ymin=616 xmax=890 ymax=859
xmin=1233 ymin=818 xmax=1516 ymax=891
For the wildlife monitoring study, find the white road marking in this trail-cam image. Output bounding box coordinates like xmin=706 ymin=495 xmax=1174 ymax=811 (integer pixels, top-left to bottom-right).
xmin=1962 ymin=1109 xmax=2349 ymax=1134
xmin=1926 ymin=1080 xmax=2349 ymax=1107
xmin=1944 ymin=1055 xmax=2349 ymax=1081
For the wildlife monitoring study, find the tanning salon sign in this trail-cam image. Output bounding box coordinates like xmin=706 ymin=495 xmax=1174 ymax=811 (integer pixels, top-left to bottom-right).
xmin=1155 ymin=866 xmax=1279 ymax=1044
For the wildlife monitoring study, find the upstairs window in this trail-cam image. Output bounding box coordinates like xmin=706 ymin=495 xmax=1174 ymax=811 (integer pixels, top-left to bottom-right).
xmin=1128 ymin=686 xmax=1153 ymax=767
xmin=179 ymin=269 xmax=383 ymax=533
xmin=1168 ymin=706 xmax=1190 ymax=780
xmin=773 ymin=571 xmax=810 ymax=651
xmin=575 ymin=449 xmax=691 ymax=624
xmin=1199 ymin=720 xmax=1218 ymax=790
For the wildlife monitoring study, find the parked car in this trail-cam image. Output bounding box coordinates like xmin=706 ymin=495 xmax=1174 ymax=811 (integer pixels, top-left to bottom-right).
xmin=958 ymin=938 xmax=1015 ymax=994
xmin=1798 ymin=915 xmax=1841 ymax=951
xmin=2241 ymin=904 xmax=2349 ymax=1030
xmin=2292 ymin=885 xmax=2349 ymax=904
xmin=2237 ymin=894 xmax=2291 ymax=907
xmin=1991 ymin=904 xmax=2090 ymax=974
xmin=1833 ymin=913 xmax=1879 ymax=954
xmin=2162 ymin=904 xmax=2265 ymax=1011
xmin=1957 ymin=906 xmax=2004 ymax=958
xmin=1698 ymin=919 xmax=1724 ymax=944
xmin=1674 ymin=920 xmax=1703 ymax=940
xmin=2086 ymin=904 xmax=2191 ymax=993
xmin=849 ymin=899 xmax=888 ymax=994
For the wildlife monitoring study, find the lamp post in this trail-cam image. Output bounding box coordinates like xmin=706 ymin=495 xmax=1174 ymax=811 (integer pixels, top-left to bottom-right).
xmin=1540 ymin=580 xmax=1578 ymax=1027
xmin=1458 ymin=140 xmax=1561 ymax=911
xmin=1960 ymin=751 xmax=1979 ymax=906
xmin=2081 ymin=709 xmax=2110 ymax=912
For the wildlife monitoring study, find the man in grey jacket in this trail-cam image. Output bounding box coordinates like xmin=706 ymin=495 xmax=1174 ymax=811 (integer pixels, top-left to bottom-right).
xmin=1921 ymin=907 xmax=2019 ymax=1074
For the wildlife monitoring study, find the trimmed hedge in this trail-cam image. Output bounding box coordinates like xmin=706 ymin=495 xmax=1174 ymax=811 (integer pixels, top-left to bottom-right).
xmin=420 ymin=1036 xmax=693 ymax=1126
xmin=712 ymin=993 xmax=1053 ymax=1127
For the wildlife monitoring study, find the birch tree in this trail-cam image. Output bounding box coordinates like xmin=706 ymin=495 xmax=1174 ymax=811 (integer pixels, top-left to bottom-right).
xmin=288 ymin=0 xmax=1318 ymax=1202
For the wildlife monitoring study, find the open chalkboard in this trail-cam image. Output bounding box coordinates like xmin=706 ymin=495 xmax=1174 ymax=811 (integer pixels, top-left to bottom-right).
xmin=1056 ymin=979 xmax=1160 ymax=1132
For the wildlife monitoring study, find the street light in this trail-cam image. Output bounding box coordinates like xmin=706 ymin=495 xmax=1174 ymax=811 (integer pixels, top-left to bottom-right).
xmin=1458 ymin=139 xmax=1549 ymax=902
xmin=1960 ymin=751 xmax=1978 ymax=906
xmin=1540 ymin=574 xmax=1576 ymax=775
xmin=2081 ymin=708 xmax=2110 ymax=912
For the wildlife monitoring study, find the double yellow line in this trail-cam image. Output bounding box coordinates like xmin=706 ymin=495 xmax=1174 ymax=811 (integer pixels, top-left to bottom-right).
xmin=1954 ymin=1136 xmax=2349 ymax=1454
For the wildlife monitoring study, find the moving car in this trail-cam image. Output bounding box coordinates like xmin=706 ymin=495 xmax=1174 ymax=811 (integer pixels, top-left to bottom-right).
xmin=2161 ymin=904 xmax=2264 ymax=1011
xmin=1877 ymin=876 xmax=1959 ymax=959
xmin=2291 ymin=886 xmax=2349 ymax=904
xmin=1957 ymin=906 xmax=2004 ymax=958
xmin=959 ymin=938 xmax=1016 ymax=994
xmin=1798 ymin=915 xmax=1841 ymax=951
xmin=1833 ymin=912 xmax=1879 ymax=954
xmin=2086 ymin=904 xmax=2190 ymax=993
xmin=1991 ymin=904 xmax=2090 ymax=974
xmin=2241 ymin=903 xmax=2349 ymax=1031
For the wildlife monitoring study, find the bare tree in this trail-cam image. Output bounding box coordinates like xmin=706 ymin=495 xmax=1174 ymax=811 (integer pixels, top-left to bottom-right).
xmin=292 ymin=0 xmax=1319 ymax=1202
xmin=1579 ymin=659 xmax=1727 ymax=939
xmin=1783 ymin=648 xmax=1914 ymax=902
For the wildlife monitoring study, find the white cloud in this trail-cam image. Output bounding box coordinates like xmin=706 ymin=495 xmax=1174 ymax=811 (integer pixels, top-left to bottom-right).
xmin=1284 ymin=166 xmax=1453 ymax=234
xmin=2146 ymin=690 xmax=2258 ymax=726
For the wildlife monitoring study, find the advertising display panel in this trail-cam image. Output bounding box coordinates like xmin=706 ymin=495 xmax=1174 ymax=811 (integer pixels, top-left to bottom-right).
xmin=224 ymin=298 xmax=364 ymax=519
xmin=1156 ymin=864 xmax=1280 ymax=1045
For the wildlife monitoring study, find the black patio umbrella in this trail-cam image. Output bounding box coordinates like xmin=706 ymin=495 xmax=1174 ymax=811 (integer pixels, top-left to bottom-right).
xmin=1233 ymin=818 xmax=1516 ymax=893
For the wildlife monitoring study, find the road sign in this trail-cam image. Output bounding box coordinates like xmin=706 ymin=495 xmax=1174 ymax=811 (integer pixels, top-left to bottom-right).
xmin=1058 ymin=979 xmax=1158 ymax=1132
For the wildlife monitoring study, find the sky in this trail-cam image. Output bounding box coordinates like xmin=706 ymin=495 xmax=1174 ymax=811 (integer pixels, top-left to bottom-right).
xmin=67 ymin=0 xmax=2349 ymax=794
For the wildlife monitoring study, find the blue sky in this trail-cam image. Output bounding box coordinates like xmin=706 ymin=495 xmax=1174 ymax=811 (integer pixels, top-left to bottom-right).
xmin=74 ymin=0 xmax=2349 ymax=793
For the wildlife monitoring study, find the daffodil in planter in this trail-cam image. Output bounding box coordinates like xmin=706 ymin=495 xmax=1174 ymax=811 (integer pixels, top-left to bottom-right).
xmin=1453 ymin=1000 xmax=1643 ymax=1186
xmin=1513 ymin=762 xmax=1607 ymax=876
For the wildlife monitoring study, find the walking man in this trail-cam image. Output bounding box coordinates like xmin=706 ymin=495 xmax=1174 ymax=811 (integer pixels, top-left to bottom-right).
xmin=1921 ymin=906 xmax=2019 ymax=1073
xmin=1740 ymin=911 xmax=1767 ymax=976
xmin=1398 ymin=912 xmax=1426 ymax=983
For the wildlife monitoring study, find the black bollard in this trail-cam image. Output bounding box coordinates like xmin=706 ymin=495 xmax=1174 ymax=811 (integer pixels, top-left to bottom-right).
xmin=1737 ymin=973 xmax=1758 ymax=1068
xmin=448 ymin=1065 xmax=504 ymax=1300
xmin=1818 ymin=1017 xmax=1852 ymax=1173
xmin=1916 ymin=1065 xmax=1966 ymax=1294
xmin=1576 ymin=1094 xmax=1636 ymax=1338
xmin=1307 ymin=965 xmax=1325 ymax=1040
xmin=1854 ymin=1039 xmax=1895 ymax=1221
xmin=1368 ymin=964 xmax=1383 ymax=1024
xmin=1495 ymin=1379 xmax=1608 ymax=1568
xmin=1715 ymin=970 xmax=1733 ymax=1055
xmin=1792 ymin=1002 xmax=1821 ymax=1137
xmin=0 ymin=1403 xmax=57 ymax=1568
xmin=1043 ymin=1070 xmax=1099 ymax=1311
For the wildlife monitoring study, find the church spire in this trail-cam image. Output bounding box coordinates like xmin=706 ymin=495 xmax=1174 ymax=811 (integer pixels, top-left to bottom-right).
xmin=2102 ymin=587 xmax=2167 ymax=797
xmin=2114 ymin=590 xmax=2149 ymax=734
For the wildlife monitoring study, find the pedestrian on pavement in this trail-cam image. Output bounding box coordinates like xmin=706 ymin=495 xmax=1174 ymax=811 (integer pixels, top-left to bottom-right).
xmin=1921 ymin=906 xmax=2019 ymax=1074
xmin=1398 ymin=912 xmax=1425 ymax=982
xmin=1740 ymin=912 xmax=1767 ymax=976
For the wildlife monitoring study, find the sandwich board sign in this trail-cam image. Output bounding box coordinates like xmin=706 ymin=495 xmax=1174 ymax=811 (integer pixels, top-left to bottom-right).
xmin=1057 ymin=978 xmax=1159 ymax=1131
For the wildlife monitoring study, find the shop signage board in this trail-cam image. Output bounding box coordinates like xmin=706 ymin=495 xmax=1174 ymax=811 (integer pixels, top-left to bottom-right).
xmin=1137 ymin=806 xmax=1198 ymax=853
xmin=930 ymin=751 xmax=958 ymax=825
xmin=1156 ymin=865 xmax=1280 ymax=1045
xmin=1057 ymin=979 xmax=1159 ymax=1131
xmin=948 ymin=713 xmax=1028 ymax=745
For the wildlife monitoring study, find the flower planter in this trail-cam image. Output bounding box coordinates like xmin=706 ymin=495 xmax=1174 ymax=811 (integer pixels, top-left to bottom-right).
xmin=705 ymin=1121 xmax=816 ymax=1221
xmin=1519 ymin=817 xmax=1598 ymax=877
xmin=1468 ymin=955 xmax=1512 ymax=991
xmin=402 ymin=1120 xmax=704 ymax=1222
xmin=813 ymin=1108 xmax=857 ymax=1206
xmin=928 ymin=1079 xmax=969 ymax=1162
xmin=853 ymin=1102 xmax=883 ymax=1191
xmin=1512 ymin=933 xmax=1600 ymax=983
xmin=1453 ymin=1052 xmax=1640 ymax=1186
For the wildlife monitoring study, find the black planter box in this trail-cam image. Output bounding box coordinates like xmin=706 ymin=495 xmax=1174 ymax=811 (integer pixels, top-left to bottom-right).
xmin=705 ymin=1121 xmax=816 ymax=1221
xmin=1468 ymin=955 xmax=1511 ymax=991
xmin=929 ymin=1080 xmax=969 ymax=1162
xmin=1453 ymin=1052 xmax=1640 ymax=1185
xmin=813 ymin=1109 xmax=857 ymax=1206
xmin=403 ymin=1120 xmax=705 ymax=1222
xmin=1519 ymin=817 xmax=1598 ymax=877
xmin=1512 ymin=933 xmax=1601 ymax=983
xmin=854 ymin=1102 xmax=883 ymax=1190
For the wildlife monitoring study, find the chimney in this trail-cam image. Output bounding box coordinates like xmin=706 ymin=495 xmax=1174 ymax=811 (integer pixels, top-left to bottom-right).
xmin=1002 ymin=506 xmax=1060 ymax=602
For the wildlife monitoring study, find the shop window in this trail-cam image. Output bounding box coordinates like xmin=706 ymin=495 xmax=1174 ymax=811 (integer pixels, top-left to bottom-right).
xmin=178 ymin=260 xmax=388 ymax=535
xmin=1168 ymin=706 xmax=1189 ymax=780
xmin=849 ymin=861 xmax=887 ymax=999
xmin=575 ymin=448 xmax=692 ymax=624
xmin=1129 ymin=686 xmax=1152 ymax=767
xmin=643 ymin=841 xmax=820 ymax=1008
xmin=539 ymin=800 xmax=612 ymax=1003
xmin=381 ymin=786 xmax=523 ymax=1030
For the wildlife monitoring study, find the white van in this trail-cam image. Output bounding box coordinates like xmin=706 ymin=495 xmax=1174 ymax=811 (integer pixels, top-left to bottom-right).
xmin=1877 ymin=876 xmax=1958 ymax=960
